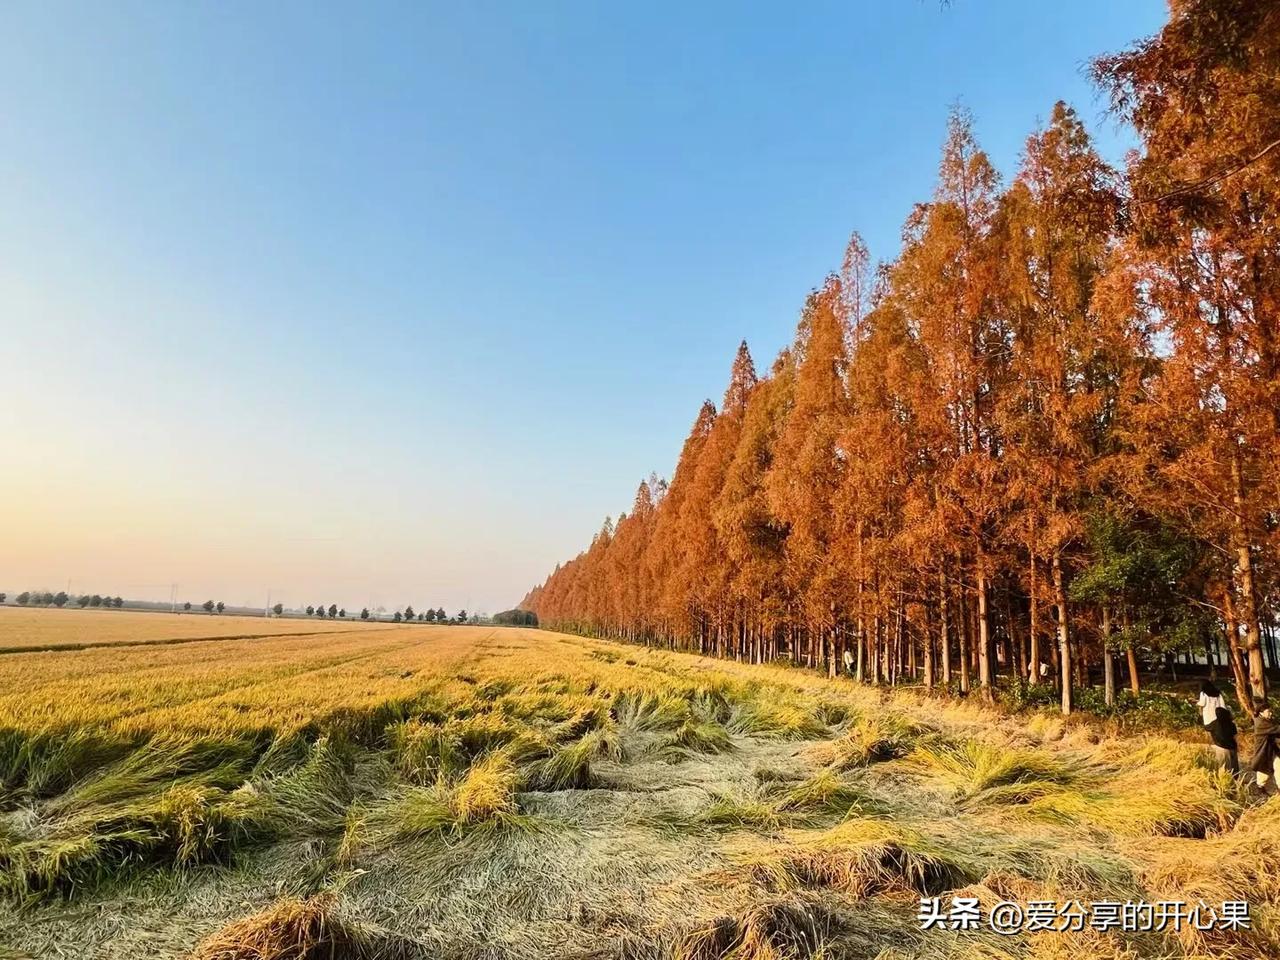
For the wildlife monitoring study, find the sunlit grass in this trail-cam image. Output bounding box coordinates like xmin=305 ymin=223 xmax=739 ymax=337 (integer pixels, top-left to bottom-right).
xmin=743 ymin=819 xmax=969 ymax=899
xmin=0 ymin=620 xmax=1275 ymax=960
xmin=905 ymin=738 xmax=1080 ymax=805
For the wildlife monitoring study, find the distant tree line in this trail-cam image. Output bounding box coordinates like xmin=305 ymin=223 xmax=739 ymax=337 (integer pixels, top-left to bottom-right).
xmin=493 ymin=609 xmax=538 ymax=627
xmin=1 ymin=588 xmax=480 ymax=629
xmin=8 ymin=591 xmax=124 ymax=608
xmin=263 ymin=603 xmax=468 ymax=624
xmin=304 ymin=604 xmax=346 ymax=619
xmin=392 ymin=606 xmax=457 ymax=623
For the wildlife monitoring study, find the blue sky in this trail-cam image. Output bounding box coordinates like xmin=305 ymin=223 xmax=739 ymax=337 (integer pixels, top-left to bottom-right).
xmin=0 ymin=0 xmax=1167 ymax=614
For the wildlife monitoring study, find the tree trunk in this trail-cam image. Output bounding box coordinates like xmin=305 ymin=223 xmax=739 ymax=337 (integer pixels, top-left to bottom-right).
xmin=893 ymin=603 xmax=904 ymax=686
xmin=1117 ymin=606 xmax=1138 ymax=695
xmin=1028 ymin=551 xmax=1040 ymax=683
xmin=1223 ymin=588 xmax=1254 ymax=718
xmin=855 ymin=527 xmax=866 ymax=683
xmin=1102 ymin=605 xmax=1115 ymax=708
xmin=829 ymin=619 xmax=839 ymax=680
xmin=976 ymin=562 xmax=994 ymax=703
xmin=1053 ymin=553 xmax=1072 ymax=715
xmin=888 ymin=614 xmax=897 ymax=686
xmin=870 ymin=614 xmax=882 ymax=685
xmin=1006 ymin=590 xmax=1024 ymax=689
xmin=882 ymin=613 xmax=892 ymax=683
xmin=855 ymin=616 xmax=865 ymax=683
xmin=939 ymin=568 xmax=951 ymax=686
xmin=923 ymin=600 xmax=935 ymax=690
xmin=908 ymin=615 xmax=918 ymax=680
xmin=1230 ymin=448 xmax=1268 ymax=705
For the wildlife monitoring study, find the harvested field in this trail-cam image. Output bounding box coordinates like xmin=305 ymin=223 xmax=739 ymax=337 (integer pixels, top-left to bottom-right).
xmin=0 ymin=607 xmax=399 ymax=653
xmin=0 ymin=620 xmax=1274 ymax=960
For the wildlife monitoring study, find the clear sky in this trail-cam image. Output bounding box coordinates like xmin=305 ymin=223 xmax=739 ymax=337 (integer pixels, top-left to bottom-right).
xmin=0 ymin=0 xmax=1167 ymax=615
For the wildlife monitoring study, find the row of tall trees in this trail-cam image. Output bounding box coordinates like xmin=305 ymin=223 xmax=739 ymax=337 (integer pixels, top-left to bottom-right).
xmin=523 ymin=1 xmax=1280 ymax=715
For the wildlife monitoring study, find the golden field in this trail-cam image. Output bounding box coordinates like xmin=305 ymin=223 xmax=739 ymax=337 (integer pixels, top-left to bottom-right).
xmin=0 ymin=613 xmax=1274 ymax=960
xmin=0 ymin=606 xmax=399 ymax=652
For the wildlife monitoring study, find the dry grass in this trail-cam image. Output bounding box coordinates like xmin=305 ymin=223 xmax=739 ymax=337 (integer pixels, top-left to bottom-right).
xmin=0 ymin=619 xmax=1274 ymax=960
xmin=905 ymin=738 xmax=1081 ymax=806
xmin=1135 ymin=801 xmax=1280 ymax=957
xmin=741 ymin=819 xmax=968 ymax=899
xmin=188 ymin=893 xmax=415 ymax=960
xmin=673 ymin=891 xmax=846 ymax=960
xmin=1021 ymin=739 xmax=1242 ymax=838
xmin=808 ymin=714 xmax=926 ymax=770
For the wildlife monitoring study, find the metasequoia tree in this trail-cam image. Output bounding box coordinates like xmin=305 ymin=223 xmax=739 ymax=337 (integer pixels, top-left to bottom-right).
xmin=994 ymin=102 xmax=1121 ymax=713
xmin=714 ymin=352 xmax=793 ymax=663
xmin=766 ymin=277 xmax=849 ymax=676
xmin=696 ymin=343 xmax=759 ymax=659
xmin=647 ymin=400 xmax=717 ymax=646
xmin=892 ymin=110 xmax=1005 ymax=702
xmin=837 ymin=286 xmax=926 ymax=687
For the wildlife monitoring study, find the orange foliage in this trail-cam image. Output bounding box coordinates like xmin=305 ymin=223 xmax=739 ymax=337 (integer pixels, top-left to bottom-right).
xmin=524 ymin=2 xmax=1280 ymax=714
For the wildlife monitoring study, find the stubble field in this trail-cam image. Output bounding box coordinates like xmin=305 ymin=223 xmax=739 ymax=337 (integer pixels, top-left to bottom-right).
xmin=0 ymin=606 xmax=400 ymax=653
xmin=0 ymin=612 xmax=1275 ymax=960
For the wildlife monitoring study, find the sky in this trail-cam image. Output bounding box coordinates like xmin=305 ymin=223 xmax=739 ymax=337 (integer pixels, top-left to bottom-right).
xmin=0 ymin=0 xmax=1168 ymax=615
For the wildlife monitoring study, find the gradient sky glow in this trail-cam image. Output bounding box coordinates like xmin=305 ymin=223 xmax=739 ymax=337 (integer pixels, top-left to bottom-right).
xmin=0 ymin=1 xmax=1168 ymax=614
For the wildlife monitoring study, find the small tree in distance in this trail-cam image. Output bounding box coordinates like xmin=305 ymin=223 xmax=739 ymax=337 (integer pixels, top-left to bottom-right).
xmin=183 ymin=601 xmax=192 ymax=611
xmin=404 ymin=605 xmax=415 ymax=622
xmin=113 ymin=597 xmax=123 ymax=608
xmin=215 ymin=601 xmax=225 ymax=614
xmin=273 ymin=602 xmax=283 ymax=616
xmin=306 ymin=606 xmax=315 ymax=616
xmin=17 ymin=592 xmax=30 ymax=606
xmin=54 ymin=591 xmax=68 ymax=607
xmin=360 ymin=608 xmax=370 ymax=620
xmin=339 ymin=608 xmax=346 ymax=618
xmin=393 ymin=611 xmax=402 ymax=623
xmin=78 ymin=594 xmax=91 ymax=608
xmin=328 ymin=604 xmax=337 ymax=619
xmin=203 ymin=600 xmax=215 ymax=613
